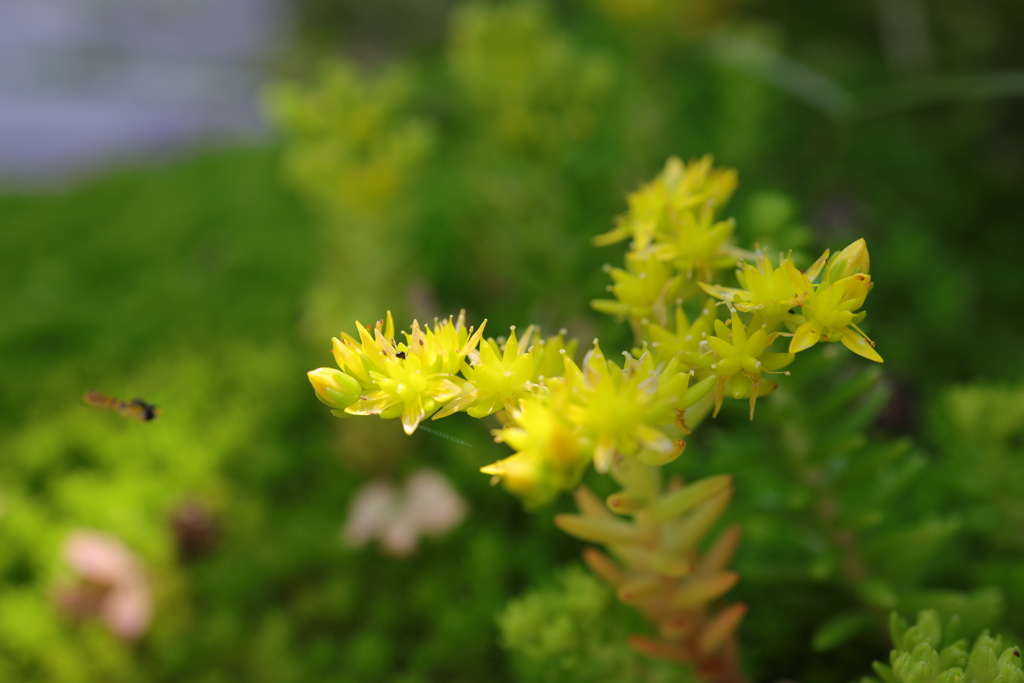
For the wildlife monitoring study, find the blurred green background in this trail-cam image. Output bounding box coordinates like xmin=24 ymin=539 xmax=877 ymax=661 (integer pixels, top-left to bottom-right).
xmin=1 ymin=0 xmax=1023 ymax=681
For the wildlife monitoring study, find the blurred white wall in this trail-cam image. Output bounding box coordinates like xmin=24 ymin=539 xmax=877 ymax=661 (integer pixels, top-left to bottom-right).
xmin=0 ymin=0 xmax=287 ymax=182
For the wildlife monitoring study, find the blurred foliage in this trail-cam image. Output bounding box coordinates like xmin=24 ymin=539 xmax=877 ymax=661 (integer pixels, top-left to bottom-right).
xmin=269 ymin=62 xmax=434 ymax=340
xmin=924 ymin=385 xmax=1024 ymax=645
xmin=499 ymin=565 xmax=687 ymax=683
xmin=2 ymin=0 xmax=1023 ymax=681
xmin=447 ymin=2 xmax=616 ymax=154
xmin=684 ymin=349 xmax=1011 ymax=681
xmin=0 ymin=150 xmax=578 ymax=682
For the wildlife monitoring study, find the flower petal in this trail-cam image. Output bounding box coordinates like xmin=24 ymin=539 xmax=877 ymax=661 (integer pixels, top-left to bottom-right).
xmin=401 ymin=397 xmax=427 ymax=435
xmin=840 ymin=328 xmax=883 ymax=363
xmin=789 ymin=321 xmax=823 ymax=353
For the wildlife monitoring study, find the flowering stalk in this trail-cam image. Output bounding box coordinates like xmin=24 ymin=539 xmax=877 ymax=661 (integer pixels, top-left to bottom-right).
xmin=307 ymin=190 xmax=880 ymax=503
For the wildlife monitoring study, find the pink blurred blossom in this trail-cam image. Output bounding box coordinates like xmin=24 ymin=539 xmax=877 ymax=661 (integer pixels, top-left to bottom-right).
xmin=56 ymin=530 xmax=152 ymax=641
xmin=342 ymin=468 xmax=467 ymax=557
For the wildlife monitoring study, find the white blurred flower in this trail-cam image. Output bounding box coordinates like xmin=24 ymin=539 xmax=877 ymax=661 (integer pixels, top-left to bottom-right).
xmin=56 ymin=530 xmax=152 ymax=641
xmin=342 ymin=480 xmax=401 ymax=548
xmin=342 ymin=468 xmax=468 ymax=557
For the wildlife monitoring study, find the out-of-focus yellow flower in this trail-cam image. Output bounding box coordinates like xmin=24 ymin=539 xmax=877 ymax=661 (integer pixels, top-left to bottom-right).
xmin=593 ymin=156 xmax=745 ymax=283
xmin=641 ymin=299 xmax=718 ymax=363
xmin=594 ymin=156 xmax=738 ymax=251
xmin=528 ymin=329 xmax=579 ymax=382
xmin=448 ymin=1 xmax=614 ymax=153
xmin=268 ymin=63 xmax=433 ymax=218
xmin=591 ymin=253 xmax=681 ymax=324
xmin=562 ymin=343 xmax=687 ymax=472
xmin=484 ymin=389 xmax=590 ymax=508
xmin=649 ymin=206 xmax=739 ymax=282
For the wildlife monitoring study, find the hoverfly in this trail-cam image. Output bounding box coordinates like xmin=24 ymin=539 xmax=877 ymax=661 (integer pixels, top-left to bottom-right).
xmin=83 ymin=392 xmax=160 ymax=422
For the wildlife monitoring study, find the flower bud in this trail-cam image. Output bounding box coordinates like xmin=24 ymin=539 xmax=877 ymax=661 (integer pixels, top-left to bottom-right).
xmin=828 ymin=238 xmax=870 ymax=281
xmin=307 ymin=368 xmax=362 ymax=409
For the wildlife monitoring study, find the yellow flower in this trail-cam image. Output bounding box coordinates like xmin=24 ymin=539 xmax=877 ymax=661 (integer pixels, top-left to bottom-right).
xmin=784 ymin=246 xmax=882 ymax=362
xmin=700 ymin=250 xmax=801 ymax=326
xmin=699 ymin=239 xmax=880 ymax=363
xmin=591 ymin=253 xmax=681 ymax=324
xmin=528 ymin=330 xmax=579 ymax=382
xmin=648 ymin=205 xmax=742 ymax=282
xmin=562 ymin=343 xmax=686 ymax=472
xmin=484 ymin=390 xmax=590 ymax=508
xmin=433 ymin=325 xmax=537 ymax=419
xmin=641 ymin=299 xmax=718 ymax=363
xmin=687 ymin=311 xmax=794 ymax=418
xmin=320 ymin=312 xmax=487 ymax=434
xmin=593 ymin=155 xmax=738 ymax=252
xmin=348 ymin=353 xmax=468 ymax=435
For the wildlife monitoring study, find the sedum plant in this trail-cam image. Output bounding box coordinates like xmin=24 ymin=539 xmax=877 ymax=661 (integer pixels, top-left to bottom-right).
xmin=689 ymin=351 xmax=1008 ymax=676
xmin=306 ymin=156 xmax=883 ymax=682
xmin=867 ymin=610 xmax=1023 ymax=683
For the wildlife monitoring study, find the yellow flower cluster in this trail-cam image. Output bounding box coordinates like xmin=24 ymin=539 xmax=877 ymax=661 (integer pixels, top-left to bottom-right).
xmin=309 ymin=311 xmax=486 ymax=435
xmin=308 ymin=156 xmax=882 ymax=507
xmin=309 ymin=311 xmax=713 ymax=507
xmin=593 ymin=156 xmax=882 ymax=422
xmin=701 ymin=239 xmax=881 ymax=362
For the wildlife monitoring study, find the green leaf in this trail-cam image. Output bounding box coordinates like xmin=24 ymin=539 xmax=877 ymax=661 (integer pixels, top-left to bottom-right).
xmin=873 ymin=662 xmax=899 ymax=683
xmin=811 ymin=611 xmax=874 ymax=651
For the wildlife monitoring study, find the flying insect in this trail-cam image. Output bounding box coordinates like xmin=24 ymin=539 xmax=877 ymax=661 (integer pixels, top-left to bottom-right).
xmin=83 ymin=392 xmax=160 ymax=422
